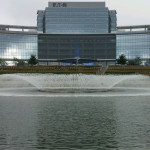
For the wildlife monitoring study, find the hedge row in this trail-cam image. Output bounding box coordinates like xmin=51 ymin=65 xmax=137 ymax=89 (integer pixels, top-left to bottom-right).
xmin=0 ymin=66 xmax=102 ymax=74
xmin=108 ymin=66 xmax=150 ymax=70
xmin=106 ymin=66 xmax=150 ymax=76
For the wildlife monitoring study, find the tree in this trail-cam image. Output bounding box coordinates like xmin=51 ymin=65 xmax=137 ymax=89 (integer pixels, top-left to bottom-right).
xmin=0 ymin=59 xmax=8 ymax=66
xmin=13 ymin=57 xmax=19 ymax=66
xmin=13 ymin=57 xmax=26 ymax=66
xmin=28 ymin=55 xmax=38 ymax=66
xmin=145 ymin=59 xmax=150 ymax=66
xmin=117 ymin=54 xmax=127 ymax=65
xmin=17 ymin=60 xmax=26 ymax=66
xmin=3 ymin=61 xmax=8 ymax=66
xmin=0 ymin=59 xmax=2 ymax=66
xmin=128 ymin=57 xmax=142 ymax=65
xmin=134 ymin=57 xmax=142 ymax=65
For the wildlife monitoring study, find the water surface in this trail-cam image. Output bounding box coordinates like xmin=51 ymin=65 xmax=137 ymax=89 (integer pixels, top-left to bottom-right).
xmin=0 ymin=96 xmax=150 ymax=150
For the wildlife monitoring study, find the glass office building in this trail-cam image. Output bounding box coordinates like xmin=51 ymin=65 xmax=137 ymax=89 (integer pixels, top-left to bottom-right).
xmin=110 ymin=10 xmax=117 ymax=33
xmin=37 ymin=1 xmax=117 ymax=34
xmin=38 ymin=34 xmax=116 ymax=60
xmin=116 ymin=31 xmax=150 ymax=61
xmin=37 ymin=11 xmax=44 ymax=33
xmin=0 ymin=31 xmax=37 ymax=60
xmin=0 ymin=1 xmax=150 ymax=65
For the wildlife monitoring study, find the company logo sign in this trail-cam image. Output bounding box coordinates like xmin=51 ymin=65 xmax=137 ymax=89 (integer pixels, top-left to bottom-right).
xmin=53 ymin=3 xmax=67 ymax=7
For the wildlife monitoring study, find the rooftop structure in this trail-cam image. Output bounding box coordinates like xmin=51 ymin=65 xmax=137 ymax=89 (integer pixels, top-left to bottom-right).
xmin=117 ymin=25 xmax=150 ymax=32
xmin=37 ymin=1 xmax=117 ymax=34
xmin=0 ymin=24 xmax=37 ymax=32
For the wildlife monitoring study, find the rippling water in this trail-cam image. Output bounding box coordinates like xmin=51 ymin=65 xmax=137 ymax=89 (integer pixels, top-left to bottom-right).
xmin=0 ymin=96 xmax=150 ymax=150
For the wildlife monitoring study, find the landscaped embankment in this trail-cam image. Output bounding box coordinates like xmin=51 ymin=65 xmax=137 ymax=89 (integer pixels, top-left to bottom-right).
xmin=0 ymin=66 xmax=102 ymax=74
xmin=105 ymin=66 xmax=150 ymax=76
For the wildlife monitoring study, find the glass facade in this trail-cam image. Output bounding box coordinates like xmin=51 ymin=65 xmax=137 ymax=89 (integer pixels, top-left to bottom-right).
xmin=2 ymin=2 xmax=150 ymax=64
xmin=117 ymin=32 xmax=150 ymax=60
xmin=109 ymin=10 xmax=117 ymax=32
xmin=37 ymin=11 xmax=44 ymax=32
xmin=38 ymin=34 xmax=116 ymax=60
xmin=44 ymin=7 xmax=109 ymax=34
xmin=0 ymin=32 xmax=37 ymax=59
xmin=0 ymin=31 xmax=150 ymax=63
xmin=37 ymin=2 xmax=117 ymax=34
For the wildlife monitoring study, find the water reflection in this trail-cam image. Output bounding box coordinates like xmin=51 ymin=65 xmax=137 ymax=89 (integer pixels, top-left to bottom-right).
xmin=0 ymin=96 xmax=150 ymax=149
xmin=114 ymin=98 xmax=150 ymax=149
xmin=36 ymin=98 xmax=118 ymax=149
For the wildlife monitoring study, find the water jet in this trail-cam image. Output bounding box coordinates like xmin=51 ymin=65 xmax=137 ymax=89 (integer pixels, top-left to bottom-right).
xmin=0 ymin=74 xmax=150 ymax=96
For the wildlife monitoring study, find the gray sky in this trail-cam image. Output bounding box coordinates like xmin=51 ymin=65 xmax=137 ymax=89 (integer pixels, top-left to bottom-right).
xmin=0 ymin=0 xmax=150 ymax=26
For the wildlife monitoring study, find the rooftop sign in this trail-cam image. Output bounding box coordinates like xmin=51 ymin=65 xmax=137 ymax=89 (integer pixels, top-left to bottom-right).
xmin=53 ymin=3 xmax=67 ymax=7
xmin=48 ymin=2 xmax=105 ymax=8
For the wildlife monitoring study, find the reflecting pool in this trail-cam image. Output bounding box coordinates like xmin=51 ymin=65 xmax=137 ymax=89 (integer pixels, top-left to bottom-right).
xmin=0 ymin=74 xmax=150 ymax=150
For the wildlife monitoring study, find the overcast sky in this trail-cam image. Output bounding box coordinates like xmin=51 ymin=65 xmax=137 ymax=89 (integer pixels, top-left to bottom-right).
xmin=0 ymin=0 xmax=150 ymax=26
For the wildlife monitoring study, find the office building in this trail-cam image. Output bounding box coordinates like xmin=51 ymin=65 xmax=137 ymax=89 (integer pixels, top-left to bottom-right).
xmin=0 ymin=1 xmax=150 ymax=66
xmin=37 ymin=1 xmax=117 ymax=34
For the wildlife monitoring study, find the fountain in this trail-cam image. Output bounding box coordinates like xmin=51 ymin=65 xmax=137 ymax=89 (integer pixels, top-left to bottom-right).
xmin=0 ymin=73 xmax=150 ymax=97
xmin=11 ymin=74 xmax=143 ymax=92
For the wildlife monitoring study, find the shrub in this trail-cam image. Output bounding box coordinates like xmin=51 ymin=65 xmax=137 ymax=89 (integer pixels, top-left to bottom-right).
xmin=28 ymin=55 xmax=38 ymax=66
xmin=13 ymin=57 xmax=19 ymax=66
xmin=128 ymin=57 xmax=142 ymax=66
xmin=134 ymin=57 xmax=142 ymax=65
xmin=17 ymin=60 xmax=26 ymax=66
xmin=0 ymin=58 xmax=2 ymax=66
xmin=0 ymin=59 xmax=8 ymax=66
xmin=117 ymin=54 xmax=127 ymax=65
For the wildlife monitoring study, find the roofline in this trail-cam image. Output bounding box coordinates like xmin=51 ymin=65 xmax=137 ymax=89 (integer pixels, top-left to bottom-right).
xmin=0 ymin=30 xmax=38 ymax=35
xmin=117 ymin=25 xmax=150 ymax=30
xmin=0 ymin=24 xmax=37 ymax=30
xmin=1 ymin=30 xmax=150 ymax=35
xmin=0 ymin=24 xmax=150 ymax=35
xmin=38 ymin=33 xmax=116 ymax=36
xmin=116 ymin=30 xmax=150 ymax=35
